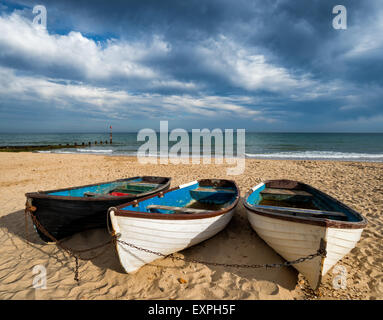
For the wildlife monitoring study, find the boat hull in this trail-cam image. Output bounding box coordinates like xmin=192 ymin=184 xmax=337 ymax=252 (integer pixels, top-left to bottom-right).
xmin=25 ymin=176 xmax=171 ymax=242
xmin=246 ymin=210 xmax=364 ymax=289
xmin=110 ymin=208 xmax=235 ymax=273
xmin=245 ymin=180 xmax=367 ymax=289
xmin=29 ymin=197 xmax=134 ymax=242
xmin=109 ymin=179 xmax=240 ymax=273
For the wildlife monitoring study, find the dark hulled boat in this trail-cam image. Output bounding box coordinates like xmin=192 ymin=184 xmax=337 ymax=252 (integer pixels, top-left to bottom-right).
xmin=25 ymin=176 xmax=171 ymax=242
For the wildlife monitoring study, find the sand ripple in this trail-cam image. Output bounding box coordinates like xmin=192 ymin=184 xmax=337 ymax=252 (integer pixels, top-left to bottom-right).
xmin=0 ymin=153 xmax=382 ymax=300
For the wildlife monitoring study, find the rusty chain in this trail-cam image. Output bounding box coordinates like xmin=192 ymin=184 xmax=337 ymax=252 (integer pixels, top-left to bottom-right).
xmin=25 ymin=202 xmax=327 ymax=284
xmin=116 ymin=239 xmax=326 ymax=269
xmin=25 ymin=204 xmax=116 ymax=284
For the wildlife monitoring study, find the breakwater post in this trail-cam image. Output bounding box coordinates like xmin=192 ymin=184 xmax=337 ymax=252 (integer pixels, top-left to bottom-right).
xmin=1 ymin=128 xmax=113 ymax=152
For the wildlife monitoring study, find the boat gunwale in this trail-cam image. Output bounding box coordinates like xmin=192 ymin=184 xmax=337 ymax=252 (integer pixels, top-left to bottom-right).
xmin=111 ymin=179 xmax=240 ymax=220
xmin=244 ymin=179 xmax=367 ymax=230
xmin=25 ymin=176 xmax=172 ymax=202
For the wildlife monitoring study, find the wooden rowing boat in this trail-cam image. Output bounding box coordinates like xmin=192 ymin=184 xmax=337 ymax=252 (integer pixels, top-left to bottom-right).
xmin=244 ymin=179 xmax=367 ymax=289
xmin=108 ymin=179 xmax=240 ymax=273
xmin=25 ymin=176 xmax=171 ymax=242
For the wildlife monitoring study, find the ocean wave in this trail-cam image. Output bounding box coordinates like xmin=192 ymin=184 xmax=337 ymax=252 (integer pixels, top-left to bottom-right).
xmin=37 ymin=149 xmax=383 ymax=161
xmin=38 ymin=149 xmax=113 ymax=154
xmin=37 ymin=150 xmax=75 ymax=154
xmin=76 ymin=149 xmax=113 ymax=153
xmin=56 ymin=151 xmax=77 ymax=154
xmin=245 ymin=151 xmax=383 ymax=161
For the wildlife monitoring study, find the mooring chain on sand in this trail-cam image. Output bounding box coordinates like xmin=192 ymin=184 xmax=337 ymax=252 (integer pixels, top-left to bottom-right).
xmin=25 ymin=203 xmax=326 ymax=284
xmin=25 ymin=204 xmax=116 ymax=284
xmin=116 ymin=239 xmax=327 ymax=269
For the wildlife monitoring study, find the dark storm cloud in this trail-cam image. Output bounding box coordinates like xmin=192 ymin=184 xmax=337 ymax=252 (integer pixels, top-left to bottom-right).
xmin=0 ymin=0 xmax=383 ymax=131
xmin=4 ymin=0 xmax=381 ymax=87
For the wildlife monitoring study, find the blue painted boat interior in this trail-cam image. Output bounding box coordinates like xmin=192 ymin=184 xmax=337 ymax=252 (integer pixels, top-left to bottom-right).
xmin=47 ymin=178 xmax=143 ymax=197
xmin=246 ymin=183 xmax=361 ymax=222
xmin=121 ymin=181 xmax=238 ymax=214
xmin=246 ymin=184 xmax=266 ymax=206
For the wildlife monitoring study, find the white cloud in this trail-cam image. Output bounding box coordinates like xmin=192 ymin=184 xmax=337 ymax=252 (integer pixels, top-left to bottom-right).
xmin=0 ymin=11 xmax=336 ymax=99
xmin=1 ymin=10 xmax=371 ymax=128
xmin=195 ymin=35 xmax=315 ymax=92
xmin=0 ymin=13 xmax=172 ymax=83
xmin=339 ymin=7 xmax=383 ymax=59
xmin=0 ymin=66 xmax=265 ymax=121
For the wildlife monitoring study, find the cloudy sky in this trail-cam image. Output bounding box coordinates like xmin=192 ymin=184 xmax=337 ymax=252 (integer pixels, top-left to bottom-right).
xmin=0 ymin=0 xmax=382 ymax=132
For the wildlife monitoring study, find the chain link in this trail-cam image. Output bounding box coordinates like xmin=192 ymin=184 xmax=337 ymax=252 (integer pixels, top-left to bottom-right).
xmin=25 ymin=201 xmax=327 ymax=283
xmin=116 ymin=239 xmax=326 ymax=269
xmin=25 ymin=204 xmax=116 ymax=284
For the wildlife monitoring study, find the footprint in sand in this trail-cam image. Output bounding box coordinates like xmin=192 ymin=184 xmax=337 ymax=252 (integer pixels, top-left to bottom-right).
xmin=212 ymin=286 xmax=229 ymax=299
xmin=258 ymin=281 xmax=279 ymax=295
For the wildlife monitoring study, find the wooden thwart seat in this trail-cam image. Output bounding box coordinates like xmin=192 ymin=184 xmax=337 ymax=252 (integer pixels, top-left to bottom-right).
xmin=189 ymin=187 xmax=236 ymax=204
xmin=83 ymin=192 xmax=118 ymax=198
xmin=250 ymin=204 xmax=348 ymax=220
xmin=125 ymin=182 xmax=161 ymax=187
xmin=194 ymin=187 xmax=236 ymax=193
xmin=260 ymin=188 xmax=312 ymax=197
xmin=83 ymin=182 xmax=161 ymax=197
xmin=115 ymin=182 xmax=161 ymax=194
xmin=147 ymin=205 xmax=214 ymax=214
xmin=84 ymin=192 xmax=105 ymax=197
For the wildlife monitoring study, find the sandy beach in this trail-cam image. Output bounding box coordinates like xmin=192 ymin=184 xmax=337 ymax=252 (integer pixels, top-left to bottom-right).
xmin=0 ymin=152 xmax=382 ymax=300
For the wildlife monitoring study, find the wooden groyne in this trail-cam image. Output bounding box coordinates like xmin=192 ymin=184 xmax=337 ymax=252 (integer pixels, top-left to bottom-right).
xmin=0 ymin=140 xmax=111 ymax=152
xmin=1 ymin=126 xmax=113 ymax=152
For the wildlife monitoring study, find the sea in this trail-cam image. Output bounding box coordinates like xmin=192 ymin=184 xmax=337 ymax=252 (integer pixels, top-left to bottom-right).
xmin=1 ymin=132 xmax=383 ymax=162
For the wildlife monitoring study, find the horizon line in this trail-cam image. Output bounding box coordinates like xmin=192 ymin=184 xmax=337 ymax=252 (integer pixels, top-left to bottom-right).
xmin=0 ymin=131 xmax=383 ymax=134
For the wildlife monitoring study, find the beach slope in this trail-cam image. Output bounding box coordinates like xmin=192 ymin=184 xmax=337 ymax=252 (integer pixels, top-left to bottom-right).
xmin=0 ymin=153 xmax=382 ymax=300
